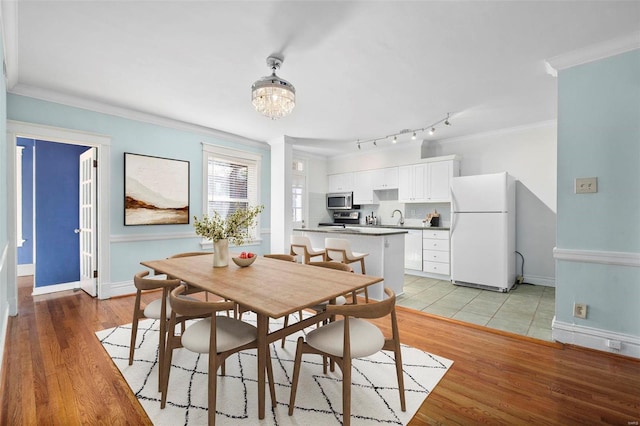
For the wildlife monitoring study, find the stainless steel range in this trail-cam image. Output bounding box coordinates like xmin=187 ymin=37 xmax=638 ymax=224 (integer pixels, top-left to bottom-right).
xmin=319 ymin=211 xmax=360 ymax=226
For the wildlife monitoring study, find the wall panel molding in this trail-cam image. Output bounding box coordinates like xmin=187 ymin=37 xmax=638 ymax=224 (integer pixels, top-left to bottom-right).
xmin=554 ymin=248 xmax=640 ymax=267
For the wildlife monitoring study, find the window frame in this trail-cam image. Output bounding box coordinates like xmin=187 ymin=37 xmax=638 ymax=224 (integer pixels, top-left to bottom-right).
xmin=201 ymin=143 xmax=262 ymax=248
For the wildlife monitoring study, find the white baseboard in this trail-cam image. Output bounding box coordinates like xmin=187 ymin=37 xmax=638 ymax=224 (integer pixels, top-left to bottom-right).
xmin=32 ymin=281 xmax=79 ymax=296
xmin=523 ymin=274 xmax=555 ymax=287
xmin=552 ymin=318 xmax=640 ymax=359
xmin=108 ymin=280 xmax=137 ymax=298
xmin=17 ymin=264 xmax=34 ymax=276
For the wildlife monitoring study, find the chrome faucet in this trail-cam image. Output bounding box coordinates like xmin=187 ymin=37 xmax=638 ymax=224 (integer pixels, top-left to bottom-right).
xmin=391 ymin=209 xmax=404 ymax=225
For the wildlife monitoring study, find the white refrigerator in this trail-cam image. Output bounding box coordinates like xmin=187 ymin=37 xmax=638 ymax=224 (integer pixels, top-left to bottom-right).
xmin=450 ymin=172 xmax=516 ymax=292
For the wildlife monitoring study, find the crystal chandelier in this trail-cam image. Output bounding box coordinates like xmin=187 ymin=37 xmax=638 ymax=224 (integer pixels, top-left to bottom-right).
xmin=251 ymin=56 xmax=296 ymax=120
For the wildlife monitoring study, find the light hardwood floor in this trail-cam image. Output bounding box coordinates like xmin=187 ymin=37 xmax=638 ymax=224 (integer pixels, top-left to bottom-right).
xmin=1 ymin=276 xmax=639 ymax=425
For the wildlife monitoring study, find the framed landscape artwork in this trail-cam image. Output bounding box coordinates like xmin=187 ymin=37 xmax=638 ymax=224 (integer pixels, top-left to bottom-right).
xmin=124 ymin=153 xmax=190 ymax=225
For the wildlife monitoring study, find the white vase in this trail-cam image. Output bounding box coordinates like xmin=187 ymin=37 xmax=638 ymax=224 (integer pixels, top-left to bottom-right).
xmin=213 ymin=239 xmax=229 ymax=268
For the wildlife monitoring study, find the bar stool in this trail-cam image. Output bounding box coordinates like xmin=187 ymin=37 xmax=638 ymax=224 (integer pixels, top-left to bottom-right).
xmin=324 ymin=237 xmax=369 ymax=302
xmin=290 ymin=235 xmax=326 ymax=264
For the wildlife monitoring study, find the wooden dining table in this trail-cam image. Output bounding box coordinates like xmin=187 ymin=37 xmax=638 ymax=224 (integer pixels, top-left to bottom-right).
xmin=140 ymin=254 xmax=383 ymax=419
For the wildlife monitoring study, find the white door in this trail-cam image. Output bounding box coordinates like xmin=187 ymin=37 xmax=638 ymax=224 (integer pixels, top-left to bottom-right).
xmin=79 ymin=148 xmax=97 ymax=296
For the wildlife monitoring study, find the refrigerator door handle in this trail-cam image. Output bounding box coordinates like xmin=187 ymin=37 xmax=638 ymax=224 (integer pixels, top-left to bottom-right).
xmin=450 ymin=190 xmax=457 ymax=237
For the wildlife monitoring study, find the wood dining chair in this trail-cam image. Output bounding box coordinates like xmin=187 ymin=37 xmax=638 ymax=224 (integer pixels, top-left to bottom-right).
xmin=169 ymin=251 xmax=215 ymax=301
xmin=279 ymin=261 xmax=354 ymax=349
xmin=161 ymin=285 xmax=276 ymax=425
xmin=288 ymin=287 xmax=405 ymax=426
xmin=324 ymin=238 xmax=369 ymax=302
xmin=290 ymin=235 xmax=326 ymax=264
xmin=128 ymin=271 xmax=181 ymax=391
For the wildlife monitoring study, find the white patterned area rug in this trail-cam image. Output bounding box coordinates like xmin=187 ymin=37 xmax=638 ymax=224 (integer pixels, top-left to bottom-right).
xmin=96 ymin=313 xmax=453 ymax=425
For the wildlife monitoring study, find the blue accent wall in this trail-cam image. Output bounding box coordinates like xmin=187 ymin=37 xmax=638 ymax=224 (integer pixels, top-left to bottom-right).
xmin=7 ymin=94 xmax=272 ymax=284
xmin=17 ymin=138 xmax=34 ymax=265
xmin=556 ymin=49 xmax=640 ymax=337
xmin=35 ymin=141 xmax=89 ymax=287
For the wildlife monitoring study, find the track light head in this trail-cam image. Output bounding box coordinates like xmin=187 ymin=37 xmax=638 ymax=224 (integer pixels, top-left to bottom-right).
xmin=411 ymin=132 xmax=417 ymax=140
xmin=444 ymin=119 xmax=450 ymax=126
xmin=392 ymin=135 xmax=397 ymax=144
xmin=373 ymin=140 xmax=377 ymax=146
xmin=429 ymin=127 xmax=435 ymax=135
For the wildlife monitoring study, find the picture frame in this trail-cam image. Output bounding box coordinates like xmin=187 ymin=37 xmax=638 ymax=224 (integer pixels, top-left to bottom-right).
xmin=124 ymin=152 xmax=190 ymax=226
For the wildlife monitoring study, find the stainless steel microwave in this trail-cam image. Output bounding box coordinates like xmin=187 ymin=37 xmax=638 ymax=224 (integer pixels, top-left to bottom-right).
xmin=326 ymin=192 xmax=353 ymax=210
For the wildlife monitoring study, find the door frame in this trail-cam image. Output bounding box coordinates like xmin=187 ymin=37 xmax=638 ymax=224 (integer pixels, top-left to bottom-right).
xmin=7 ymin=120 xmax=112 ymax=307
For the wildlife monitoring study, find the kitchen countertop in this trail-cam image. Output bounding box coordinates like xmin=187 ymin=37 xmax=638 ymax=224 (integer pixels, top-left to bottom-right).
xmin=294 ymin=227 xmax=409 ymax=236
xmin=316 ymin=224 xmax=450 ymax=231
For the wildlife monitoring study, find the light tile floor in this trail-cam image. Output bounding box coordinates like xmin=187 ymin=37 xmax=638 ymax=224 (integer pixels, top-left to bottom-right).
xmin=397 ymin=275 xmax=555 ymax=341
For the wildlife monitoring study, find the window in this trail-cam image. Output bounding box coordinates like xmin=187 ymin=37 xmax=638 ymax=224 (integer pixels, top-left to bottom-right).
xmin=202 ymin=144 xmax=261 ymax=243
xmin=292 ymin=158 xmax=306 ymax=227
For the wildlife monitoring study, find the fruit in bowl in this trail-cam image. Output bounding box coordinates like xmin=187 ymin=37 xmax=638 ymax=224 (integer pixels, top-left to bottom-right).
xmin=232 ymin=252 xmax=257 ymax=267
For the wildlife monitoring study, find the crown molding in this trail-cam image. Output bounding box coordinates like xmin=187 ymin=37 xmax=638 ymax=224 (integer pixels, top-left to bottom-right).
xmin=9 ymin=83 xmax=271 ymax=151
xmin=545 ymin=31 xmax=640 ymax=77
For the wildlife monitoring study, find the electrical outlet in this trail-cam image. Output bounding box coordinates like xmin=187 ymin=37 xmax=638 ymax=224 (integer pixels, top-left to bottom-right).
xmin=517 ymin=275 xmax=524 ymax=284
xmin=573 ymin=303 xmax=587 ymax=319
xmin=575 ymin=177 xmax=597 ymax=194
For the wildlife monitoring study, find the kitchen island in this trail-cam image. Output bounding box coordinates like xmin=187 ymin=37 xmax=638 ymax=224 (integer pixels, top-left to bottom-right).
xmin=292 ymin=227 xmax=407 ymax=300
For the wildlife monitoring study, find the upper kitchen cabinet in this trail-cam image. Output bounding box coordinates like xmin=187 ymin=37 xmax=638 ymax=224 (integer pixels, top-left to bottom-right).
xmin=398 ymin=156 xmax=460 ymax=203
xmin=353 ymin=170 xmax=377 ymax=204
xmin=372 ymin=167 xmax=399 ymax=190
xmin=398 ymin=164 xmax=427 ymax=202
xmin=328 ymin=172 xmax=354 ymax=193
xmin=427 ymin=158 xmax=460 ymax=202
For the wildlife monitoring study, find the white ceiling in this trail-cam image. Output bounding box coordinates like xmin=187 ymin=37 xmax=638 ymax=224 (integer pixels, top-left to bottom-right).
xmin=5 ymin=1 xmax=640 ymax=156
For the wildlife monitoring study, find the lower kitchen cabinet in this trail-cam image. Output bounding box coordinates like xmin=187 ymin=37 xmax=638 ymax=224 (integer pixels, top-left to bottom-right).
xmin=404 ymin=230 xmax=423 ymax=270
xmin=423 ymin=230 xmax=450 ymax=276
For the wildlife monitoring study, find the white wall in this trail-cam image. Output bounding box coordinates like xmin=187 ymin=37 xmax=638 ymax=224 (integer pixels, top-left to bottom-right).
xmin=325 ymin=122 xmax=557 ymax=286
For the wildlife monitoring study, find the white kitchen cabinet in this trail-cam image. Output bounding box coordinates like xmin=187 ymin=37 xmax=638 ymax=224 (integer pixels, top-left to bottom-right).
xmin=372 ymin=167 xmax=399 ymax=190
xmin=398 ymin=164 xmax=427 ymax=202
xmin=353 ymin=170 xmax=378 ymax=204
xmin=427 ymin=160 xmax=459 ymax=202
xmin=404 ymin=230 xmax=423 ymax=270
xmin=398 ymin=159 xmax=459 ymax=203
xmin=423 ymin=229 xmax=450 ymax=276
xmin=328 ymin=172 xmax=354 ymax=193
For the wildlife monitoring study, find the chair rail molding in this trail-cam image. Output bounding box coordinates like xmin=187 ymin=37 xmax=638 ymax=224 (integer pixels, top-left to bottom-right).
xmin=553 ymin=248 xmax=640 ymax=268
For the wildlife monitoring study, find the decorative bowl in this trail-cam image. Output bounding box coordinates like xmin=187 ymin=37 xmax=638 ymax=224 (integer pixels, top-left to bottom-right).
xmin=232 ymin=255 xmax=257 ymax=267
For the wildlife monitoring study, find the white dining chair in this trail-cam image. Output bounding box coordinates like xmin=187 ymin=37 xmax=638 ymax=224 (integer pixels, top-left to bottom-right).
xmin=324 ymin=237 xmax=369 ymax=302
xmin=288 ymin=287 xmax=405 ymax=426
xmin=290 ymin=235 xmax=326 ymax=264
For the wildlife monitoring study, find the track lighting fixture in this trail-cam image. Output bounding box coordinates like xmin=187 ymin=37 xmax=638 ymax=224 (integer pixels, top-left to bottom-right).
xmin=353 ymin=113 xmax=453 ymax=150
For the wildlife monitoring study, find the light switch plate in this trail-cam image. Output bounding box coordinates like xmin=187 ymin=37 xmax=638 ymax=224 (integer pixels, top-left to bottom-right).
xmin=575 ymin=177 xmax=598 ymax=194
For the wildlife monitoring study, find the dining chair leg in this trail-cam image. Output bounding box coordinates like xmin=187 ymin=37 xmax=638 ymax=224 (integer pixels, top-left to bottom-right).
xmin=342 ymin=357 xmax=352 ymax=426
xmin=281 ymin=315 xmax=290 ymax=348
xmin=266 ymin=346 xmax=277 ymax=408
xmin=208 ymin=353 xmax=218 ymax=426
xmin=160 ymin=331 xmax=176 ymax=409
xmin=128 ymin=292 xmax=142 ymax=365
xmin=288 ymin=336 xmax=305 ymax=415
xmin=359 ymin=258 xmax=366 ymax=275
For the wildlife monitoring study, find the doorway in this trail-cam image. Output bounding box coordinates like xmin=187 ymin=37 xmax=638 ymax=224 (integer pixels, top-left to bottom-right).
xmin=7 ymin=121 xmax=112 ymax=311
